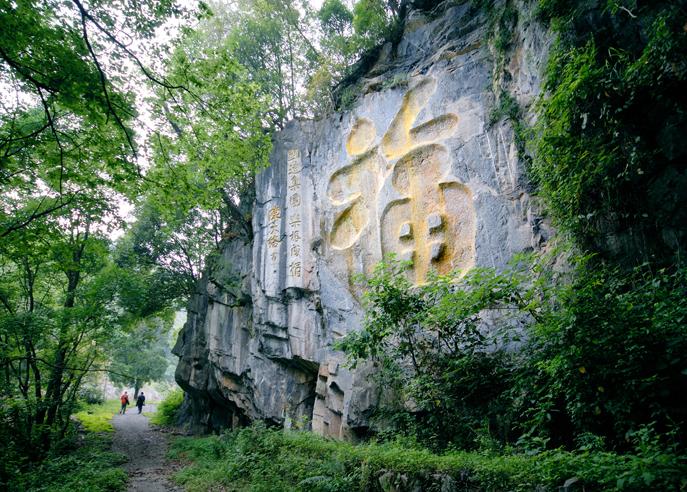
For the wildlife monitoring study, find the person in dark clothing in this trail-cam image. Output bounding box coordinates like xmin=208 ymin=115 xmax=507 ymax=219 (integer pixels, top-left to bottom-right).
xmin=136 ymin=391 xmax=146 ymax=414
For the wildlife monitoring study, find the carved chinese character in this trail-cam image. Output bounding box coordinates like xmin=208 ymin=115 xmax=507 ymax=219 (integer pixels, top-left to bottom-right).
xmin=289 ymin=229 xmax=301 ymax=242
xmin=287 ymin=149 xmax=301 ymax=174
xmin=268 ymin=206 xmax=281 ymax=222
xmin=327 ymin=76 xmax=476 ymax=285
xmin=289 ymin=193 xmax=301 ymax=207
xmin=326 ymin=118 xmax=384 ymax=250
xmin=267 ymin=234 xmax=281 ymax=249
xmin=288 ymin=174 xmax=300 ymax=191
xmin=380 ymin=145 xmax=474 ymax=284
xmin=289 ymin=214 xmax=301 ymax=227
xmin=290 ymin=244 xmax=301 ymax=257
xmin=289 ymin=261 xmax=302 ymax=277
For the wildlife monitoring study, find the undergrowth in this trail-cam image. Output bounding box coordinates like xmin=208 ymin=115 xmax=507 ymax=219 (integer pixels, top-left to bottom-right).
xmin=5 ymin=419 xmax=127 ymax=491
xmin=169 ymin=423 xmax=687 ymax=491
xmin=149 ymin=388 xmax=184 ymax=427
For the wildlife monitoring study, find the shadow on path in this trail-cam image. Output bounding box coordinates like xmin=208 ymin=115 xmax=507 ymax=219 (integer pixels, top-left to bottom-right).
xmin=112 ymin=404 xmax=182 ymax=492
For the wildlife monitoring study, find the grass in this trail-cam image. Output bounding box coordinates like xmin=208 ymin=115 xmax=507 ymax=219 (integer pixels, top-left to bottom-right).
xmin=73 ymin=399 xmax=121 ymax=432
xmin=168 ymin=423 xmax=687 ymax=492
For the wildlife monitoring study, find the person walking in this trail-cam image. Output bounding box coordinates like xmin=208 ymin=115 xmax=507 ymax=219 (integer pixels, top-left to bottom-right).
xmin=119 ymin=391 xmax=130 ymax=414
xmin=136 ymin=391 xmax=146 ymax=414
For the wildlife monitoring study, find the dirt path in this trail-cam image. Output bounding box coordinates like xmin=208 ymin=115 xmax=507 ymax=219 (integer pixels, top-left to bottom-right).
xmin=112 ymin=404 xmax=182 ymax=491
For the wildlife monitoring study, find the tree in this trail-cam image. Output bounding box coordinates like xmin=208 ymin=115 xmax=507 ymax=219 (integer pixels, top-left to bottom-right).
xmin=0 ymin=197 xmax=129 ymax=458
xmin=109 ymin=317 xmax=172 ymax=400
xmin=0 ymin=3 xmax=198 ymax=463
xmin=141 ymin=2 xmax=275 ymax=256
xmin=115 ymin=203 xmax=214 ymax=300
xmin=0 ymin=0 xmax=191 ymax=236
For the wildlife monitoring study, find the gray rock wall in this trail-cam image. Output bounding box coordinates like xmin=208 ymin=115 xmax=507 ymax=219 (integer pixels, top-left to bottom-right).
xmin=173 ymin=0 xmax=550 ymax=436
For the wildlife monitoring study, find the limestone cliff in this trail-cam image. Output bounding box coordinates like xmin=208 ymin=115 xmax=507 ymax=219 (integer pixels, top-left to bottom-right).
xmin=173 ymin=0 xmax=550 ymax=436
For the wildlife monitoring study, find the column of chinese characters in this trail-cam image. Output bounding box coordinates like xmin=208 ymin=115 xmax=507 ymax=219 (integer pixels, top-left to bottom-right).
xmin=267 ymin=206 xmax=282 ymax=263
xmin=286 ymin=149 xmax=303 ymax=280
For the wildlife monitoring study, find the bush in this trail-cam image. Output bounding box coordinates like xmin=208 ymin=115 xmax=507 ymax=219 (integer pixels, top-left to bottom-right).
xmin=78 ymin=384 xmax=106 ymax=405
xmin=150 ymin=388 xmax=184 ymax=427
xmin=337 ymin=258 xmax=535 ymax=450
xmin=337 ymin=253 xmax=687 ymax=454
xmin=169 ymin=423 xmax=687 ymax=491
xmin=5 ymin=433 xmax=127 ymax=492
xmin=530 ymin=1 xmax=687 ymax=261
xmin=515 ymin=263 xmax=687 ymax=450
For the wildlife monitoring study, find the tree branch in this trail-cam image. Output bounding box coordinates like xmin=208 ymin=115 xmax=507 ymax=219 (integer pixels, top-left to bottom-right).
xmin=73 ymin=1 xmax=138 ymax=160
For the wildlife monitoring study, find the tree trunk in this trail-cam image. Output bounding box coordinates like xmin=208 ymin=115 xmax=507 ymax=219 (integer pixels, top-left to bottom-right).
xmin=39 ymin=227 xmax=88 ymax=449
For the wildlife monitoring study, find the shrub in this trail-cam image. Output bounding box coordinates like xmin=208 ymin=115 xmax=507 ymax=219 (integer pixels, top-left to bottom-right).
xmin=5 ymin=433 xmax=127 ymax=492
xmin=337 ymin=257 xmax=538 ymax=450
xmin=170 ymin=423 xmax=687 ymax=491
xmin=515 ymin=263 xmax=687 ymax=450
xmin=337 ymin=253 xmax=687 ymax=453
xmin=150 ymin=388 xmax=184 ymax=427
xmin=78 ymin=384 xmax=106 ymax=405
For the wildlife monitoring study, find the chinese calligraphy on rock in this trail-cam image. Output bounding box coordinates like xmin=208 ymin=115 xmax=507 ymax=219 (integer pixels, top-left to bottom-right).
xmin=327 ymin=77 xmax=476 ymax=285
xmin=286 ymin=149 xmax=304 ymax=284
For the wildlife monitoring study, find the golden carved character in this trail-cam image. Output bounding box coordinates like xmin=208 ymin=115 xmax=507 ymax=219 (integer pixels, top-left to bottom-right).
xmin=268 ymin=206 xmax=282 ymax=222
xmin=326 ymin=77 xmax=475 ymax=285
xmin=267 ymin=234 xmax=280 ymax=249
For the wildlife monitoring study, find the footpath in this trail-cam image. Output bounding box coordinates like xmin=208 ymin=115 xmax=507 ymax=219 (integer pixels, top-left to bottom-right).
xmin=112 ymin=404 xmax=182 ymax=492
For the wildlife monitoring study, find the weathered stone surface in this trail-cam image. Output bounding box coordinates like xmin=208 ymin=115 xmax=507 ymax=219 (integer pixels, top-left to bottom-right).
xmin=174 ymin=0 xmax=549 ymax=436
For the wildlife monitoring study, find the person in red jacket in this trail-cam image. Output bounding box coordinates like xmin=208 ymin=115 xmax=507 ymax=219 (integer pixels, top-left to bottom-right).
xmin=119 ymin=391 xmax=130 ymax=414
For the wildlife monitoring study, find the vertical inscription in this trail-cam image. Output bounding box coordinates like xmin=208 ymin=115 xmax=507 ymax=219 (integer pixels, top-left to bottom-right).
xmin=286 ymin=149 xmax=304 ymax=285
xmin=267 ymin=205 xmax=282 ymax=264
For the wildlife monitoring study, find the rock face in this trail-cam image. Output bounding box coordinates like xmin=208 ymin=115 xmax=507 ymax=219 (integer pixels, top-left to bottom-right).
xmin=173 ymin=0 xmax=550 ymax=436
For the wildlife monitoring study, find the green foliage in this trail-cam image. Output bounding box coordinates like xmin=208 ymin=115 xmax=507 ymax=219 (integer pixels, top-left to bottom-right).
xmin=0 ymin=216 xmax=137 ymax=461
xmin=73 ymin=400 xmax=121 ymax=433
xmin=338 ymin=254 xmax=687 ymax=456
xmin=530 ymin=1 xmax=687 ymax=260
xmin=488 ymin=90 xmax=520 ymax=126
xmin=5 ymin=433 xmax=127 ymax=492
xmin=311 ymin=0 xmax=404 ymax=112
xmin=0 ymin=0 xmax=197 ymax=469
xmin=108 ymin=316 xmax=172 ymax=395
xmin=0 ymin=0 xmax=190 ymax=237
xmin=150 ymin=388 xmax=184 ymax=427
xmin=352 ymin=0 xmax=395 ymax=50
xmin=78 ymin=383 xmax=106 ymax=405
xmin=338 ymin=257 xmax=536 ymax=450
xmin=149 ymin=21 xmax=272 ymax=217
xmin=141 ymin=1 xmax=274 ymax=267
xmin=516 ymin=262 xmax=687 ymax=450
xmin=169 ymin=423 xmax=687 ymax=491
xmin=319 ymin=0 xmax=354 ymax=36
